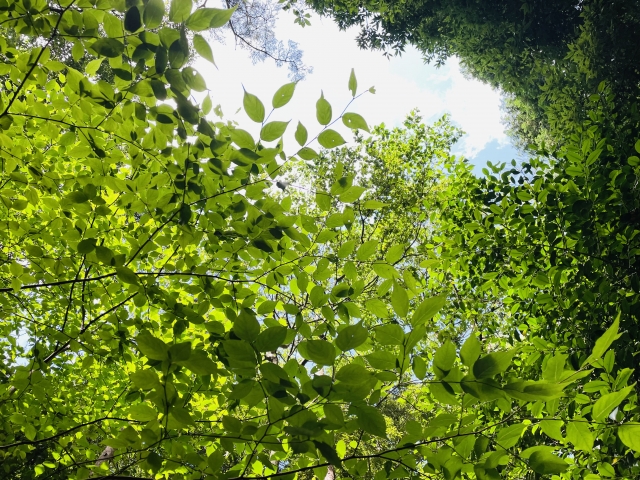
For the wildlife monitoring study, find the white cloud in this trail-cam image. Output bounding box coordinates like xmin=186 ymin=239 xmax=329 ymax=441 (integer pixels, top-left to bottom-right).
xmin=194 ymin=12 xmax=509 ymax=159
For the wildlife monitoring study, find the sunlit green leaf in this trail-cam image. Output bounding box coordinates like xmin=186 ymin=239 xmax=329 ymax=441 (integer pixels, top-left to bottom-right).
xmin=273 ymin=82 xmax=296 ymax=108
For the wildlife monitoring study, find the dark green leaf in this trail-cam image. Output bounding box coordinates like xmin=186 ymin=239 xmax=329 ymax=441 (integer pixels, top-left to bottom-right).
xmin=298 ymin=340 xmax=336 ymax=366
xmin=116 ymin=266 xmax=139 ymax=285
xmin=473 ymin=350 xmax=515 ymax=379
xmin=336 ymin=324 xmax=368 ymax=351
xmin=529 ymin=451 xmax=569 ymax=475
xmin=124 ymin=6 xmax=142 ymax=32
xmin=255 ymin=326 xmax=288 ymax=352
xmin=353 ymin=405 xmax=387 ymax=438
xmin=91 ymin=38 xmax=125 ymax=58
xmin=234 ymin=310 xmax=260 ymax=342
xmin=136 ymin=332 xmax=168 ymax=360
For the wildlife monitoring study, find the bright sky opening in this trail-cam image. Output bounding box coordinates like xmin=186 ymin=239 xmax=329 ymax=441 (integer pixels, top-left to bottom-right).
xmin=194 ymin=11 xmax=522 ymax=172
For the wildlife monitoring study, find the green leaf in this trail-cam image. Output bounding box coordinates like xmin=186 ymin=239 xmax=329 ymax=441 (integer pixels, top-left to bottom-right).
xmin=460 ymin=334 xmax=481 ymax=367
xmin=85 ymin=58 xmax=104 ymax=76
xmin=336 ymin=363 xmax=371 ymax=385
xmin=339 ymin=186 xmax=366 ymax=203
xmin=619 ymin=423 xmax=640 ymax=451
xmin=473 ymin=350 xmax=515 ymax=379
xmin=348 ymin=68 xmax=357 ymax=97
xmin=234 ymin=311 xmax=260 ymax=342
xmin=529 ymin=451 xmax=569 ymax=475
xmin=593 ymin=386 xmax=634 ymax=422
xmin=169 ymin=342 xmax=192 ymax=362
xmin=362 ymin=200 xmax=387 ymax=210
xmin=542 ymin=353 xmax=567 ymax=382
xmin=566 ymin=421 xmax=594 ymax=451
xmin=255 ymin=326 xmax=288 ymax=352
xmin=316 ymin=92 xmax=332 ymax=125
xmin=272 ymin=82 xmax=296 ymax=108
xmin=336 ymin=324 xmax=368 ymax=351
xmin=539 ymin=419 xmax=563 ymax=441
xmin=413 ymin=356 xmax=427 ymax=379
xmin=342 ymin=113 xmax=369 ymax=132
xmin=460 ymin=377 xmax=505 ymax=402
xmin=372 ymin=262 xmax=397 ymax=279
xmin=130 ymin=369 xmax=160 ymax=390
xmin=434 ymin=340 xmax=456 ymax=373
xmin=136 ymin=332 xmax=168 ymax=360
xmin=583 ymin=314 xmax=621 ymax=366
xmin=193 ymin=34 xmax=215 ymax=64
xmin=209 ymin=6 xmax=236 ymax=28
xmin=91 ymin=38 xmax=125 ymax=58
xmin=295 ymin=121 xmax=308 ymax=146
xmin=243 ymin=90 xmax=265 ymax=123
xmin=143 ymin=0 xmax=165 ymax=28
xmin=169 ymin=0 xmax=192 ymax=22
xmin=116 ymin=266 xmax=139 ymax=285
xmin=375 ymin=324 xmax=404 ymax=346
xmin=298 ymin=147 xmax=318 ymax=160
xmin=366 ymin=351 xmax=397 ymax=370
xmin=390 ymin=280 xmax=409 ymax=318
xmin=353 ymin=405 xmax=387 ymax=438
xmin=496 ymin=423 xmax=527 ymax=449
xmin=77 ymin=238 xmax=97 ymax=254
xmin=177 ymin=351 xmax=218 ymax=375
xmin=298 ymin=340 xmax=336 ymax=366
xmin=260 ymin=121 xmax=289 ymax=142
xmin=318 ymin=129 xmax=345 ymax=149
xmin=364 ymin=298 xmax=389 ymax=318
xmin=504 ymin=381 xmax=566 ymax=401
xmin=25 ymin=245 xmax=44 ymax=257
xmin=185 ymin=8 xmax=218 ymax=30
xmin=337 ymin=240 xmax=355 ymax=258
xmin=228 ymin=128 xmax=256 ymax=150
xmin=356 ymin=240 xmax=378 ymax=261
xmin=128 ymin=404 xmax=157 ymax=422
xmin=411 ymin=295 xmax=446 ymax=326
xmin=95 ymin=246 xmax=114 ymax=265
xmin=171 ymin=407 xmax=194 ymax=426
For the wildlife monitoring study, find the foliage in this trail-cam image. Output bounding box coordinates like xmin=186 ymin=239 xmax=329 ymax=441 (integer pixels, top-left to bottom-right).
xmin=0 ymin=1 xmax=639 ymax=480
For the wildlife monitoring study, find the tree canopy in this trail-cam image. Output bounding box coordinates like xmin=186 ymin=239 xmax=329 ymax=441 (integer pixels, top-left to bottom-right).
xmin=0 ymin=1 xmax=639 ymax=480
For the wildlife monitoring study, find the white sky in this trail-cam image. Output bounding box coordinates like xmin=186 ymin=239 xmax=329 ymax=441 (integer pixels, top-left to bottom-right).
xmin=194 ymin=11 xmax=520 ymax=170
